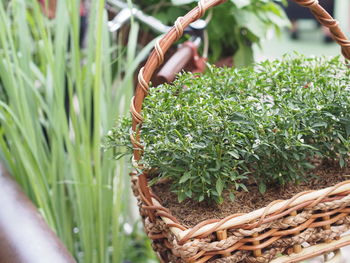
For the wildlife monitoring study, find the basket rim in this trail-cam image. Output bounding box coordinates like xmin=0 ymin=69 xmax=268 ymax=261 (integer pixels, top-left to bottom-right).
xmin=146 ymin=179 xmax=350 ymax=242
xmin=270 ymin=234 xmax=349 ymax=263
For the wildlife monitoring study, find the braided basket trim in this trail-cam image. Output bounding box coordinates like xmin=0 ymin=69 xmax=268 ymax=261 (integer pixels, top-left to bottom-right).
xmin=134 ymin=168 xmax=350 ymax=262
xmin=143 ymin=208 xmax=350 ymax=262
xmin=270 ymin=234 xmax=350 ymax=263
xmin=151 ymin=181 xmax=350 ymax=241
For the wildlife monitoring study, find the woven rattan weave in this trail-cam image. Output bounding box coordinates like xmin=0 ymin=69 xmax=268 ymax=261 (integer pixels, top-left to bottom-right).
xmin=129 ymin=0 xmax=350 ymax=262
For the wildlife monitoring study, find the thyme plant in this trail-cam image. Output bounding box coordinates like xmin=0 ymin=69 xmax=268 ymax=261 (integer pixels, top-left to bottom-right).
xmin=108 ymin=56 xmax=350 ymax=203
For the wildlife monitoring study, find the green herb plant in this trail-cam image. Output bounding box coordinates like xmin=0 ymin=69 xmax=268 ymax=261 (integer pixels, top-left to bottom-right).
xmin=108 ymin=56 xmax=350 ymax=204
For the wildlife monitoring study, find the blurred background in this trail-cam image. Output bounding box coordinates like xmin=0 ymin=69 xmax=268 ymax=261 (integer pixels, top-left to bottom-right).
xmin=255 ymin=0 xmax=350 ymax=61
xmin=0 ymin=0 xmax=349 ymax=263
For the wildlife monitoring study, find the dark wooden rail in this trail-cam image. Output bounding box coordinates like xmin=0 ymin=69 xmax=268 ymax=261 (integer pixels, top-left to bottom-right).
xmin=0 ymin=164 xmax=76 ymax=263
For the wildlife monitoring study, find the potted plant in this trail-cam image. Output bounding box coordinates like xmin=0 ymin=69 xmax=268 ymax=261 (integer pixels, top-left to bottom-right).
xmin=107 ymin=0 xmax=350 ymax=262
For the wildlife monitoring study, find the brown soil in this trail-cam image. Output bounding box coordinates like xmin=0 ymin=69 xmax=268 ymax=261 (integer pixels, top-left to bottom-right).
xmin=151 ymin=159 xmax=350 ymax=228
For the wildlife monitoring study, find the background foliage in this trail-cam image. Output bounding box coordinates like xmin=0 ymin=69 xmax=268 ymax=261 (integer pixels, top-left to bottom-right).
xmin=135 ymin=0 xmax=289 ymax=66
xmin=0 ymin=0 xmax=156 ymax=262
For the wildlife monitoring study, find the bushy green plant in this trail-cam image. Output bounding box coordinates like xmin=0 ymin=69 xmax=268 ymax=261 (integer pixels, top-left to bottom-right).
xmin=107 ymin=56 xmax=350 ymax=204
xmin=135 ymin=0 xmax=289 ymax=66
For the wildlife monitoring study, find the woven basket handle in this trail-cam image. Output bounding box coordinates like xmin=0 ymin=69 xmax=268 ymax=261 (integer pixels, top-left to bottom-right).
xmin=130 ymin=0 xmax=350 ymax=203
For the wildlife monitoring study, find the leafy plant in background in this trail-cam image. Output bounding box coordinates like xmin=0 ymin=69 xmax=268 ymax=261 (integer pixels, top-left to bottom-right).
xmin=108 ymin=56 xmax=350 ymax=204
xmin=123 ymin=222 xmax=158 ymax=263
xmin=135 ymin=0 xmax=289 ymax=66
xmin=0 ymin=0 xmax=157 ymax=262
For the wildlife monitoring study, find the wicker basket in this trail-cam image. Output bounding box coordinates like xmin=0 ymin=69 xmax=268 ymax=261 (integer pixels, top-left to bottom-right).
xmin=129 ymin=0 xmax=350 ymax=262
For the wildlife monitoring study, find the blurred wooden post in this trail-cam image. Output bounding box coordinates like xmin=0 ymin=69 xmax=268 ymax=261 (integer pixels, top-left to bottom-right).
xmin=323 ymin=215 xmax=332 ymax=243
xmin=291 ymin=211 xmax=302 ymax=253
xmin=217 ymin=230 xmax=230 ymax=257
xmin=252 ymin=233 xmax=262 ymax=257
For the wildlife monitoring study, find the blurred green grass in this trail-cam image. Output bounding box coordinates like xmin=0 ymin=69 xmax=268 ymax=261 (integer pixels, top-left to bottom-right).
xmin=0 ymin=0 xmax=157 ymax=262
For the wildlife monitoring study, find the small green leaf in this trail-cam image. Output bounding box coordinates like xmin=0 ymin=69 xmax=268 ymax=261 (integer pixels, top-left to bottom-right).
xmin=312 ymin=122 xmax=327 ymax=128
xmin=217 ymin=196 xmax=224 ymax=204
xmin=303 ymin=162 xmax=315 ymax=169
xmin=216 ymin=178 xmax=224 ymax=195
xmin=259 ymin=183 xmax=266 ymax=194
xmin=240 ymin=183 xmax=248 ymax=192
xmin=185 ymin=189 xmax=192 ymax=198
xmin=198 ymin=195 xmax=204 ymax=202
xmin=179 ymin=172 xmax=191 ymax=184
xmin=228 ymin=151 xmax=240 ymax=159
xmin=178 ymin=192 xmax=187 ymax=203
xmin=229 ymin=192 xmax=235 ymax=202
